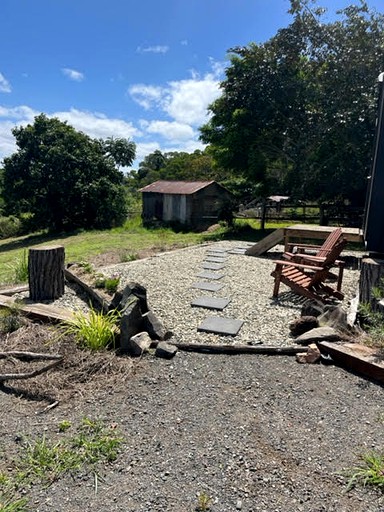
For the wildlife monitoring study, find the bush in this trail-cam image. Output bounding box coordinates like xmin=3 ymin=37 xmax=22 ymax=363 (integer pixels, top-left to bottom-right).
xmin=0 ymin=215 xmax=21 ymax=239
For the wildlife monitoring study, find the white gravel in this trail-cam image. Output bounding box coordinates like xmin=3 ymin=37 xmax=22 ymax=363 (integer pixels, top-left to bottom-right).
xmin=96 ymin=241 xmax=361 ymax=347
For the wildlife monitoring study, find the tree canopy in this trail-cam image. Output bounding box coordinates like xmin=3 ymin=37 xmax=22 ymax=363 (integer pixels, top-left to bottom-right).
xmin=2 ymin=114 xmax=136 ymax=231
xmin=200 ymin=0 xmax=384 ymax=206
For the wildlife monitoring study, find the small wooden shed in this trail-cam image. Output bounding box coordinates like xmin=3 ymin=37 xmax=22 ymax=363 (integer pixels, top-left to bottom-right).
xmin=140 ymin=180 xmax=234 ymax=229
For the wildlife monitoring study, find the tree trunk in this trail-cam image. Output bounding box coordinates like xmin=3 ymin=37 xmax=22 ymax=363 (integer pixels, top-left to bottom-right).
xmin=359 ymin=257 xmax=384 ymax=309
xmin=28 ymin=245 xmax=65 ymax=301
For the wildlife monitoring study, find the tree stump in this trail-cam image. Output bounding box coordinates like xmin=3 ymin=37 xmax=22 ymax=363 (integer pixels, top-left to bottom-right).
xmin=28 ymin=245 xmax=65 ymax=301
xmin=359 ymin=257 xmax=384 ymax=309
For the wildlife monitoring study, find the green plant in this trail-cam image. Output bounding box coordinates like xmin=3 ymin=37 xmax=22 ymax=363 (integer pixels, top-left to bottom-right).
xmin=0 ymin=304 xmax=23 ymax=333
xmin=78 ymin=260 xmax=94 ymax=274
xmin=195 ymin=491 xmax=212 ymax=511
xmin=0 ymin=495 xmax=28 ymax=512
xmin=7 ymin=250 xmax=28 ymax=284
xmin=71 ymin=418 xmax=122 ymax=464
xmin=120 ymin=251 xmax=139 ymax=263
xmin=61 ymin=308 xmax=121 ymax=350
xmin=58 ymin=420 xmax=72 ymax=433
xmin=104 ymin=276 xmax=120 ymax=294
xmin=346 ymin=451 xmax=384 ymax=491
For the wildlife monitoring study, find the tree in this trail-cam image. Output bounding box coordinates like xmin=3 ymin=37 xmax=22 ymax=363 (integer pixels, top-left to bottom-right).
xmin=101 ymin=136 xmax=136 ymax=169
xmin=200 ymin=0 xmax=384 ymax=208
xmin=2 ymin=114 xmax=130 ymax=231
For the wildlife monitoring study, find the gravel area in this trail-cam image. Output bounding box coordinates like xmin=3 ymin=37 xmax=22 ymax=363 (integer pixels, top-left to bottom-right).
xmin=96 ymin=241 xmax=361 ymax=346
xmin=1 ymin=242 xmax=383 ymax=512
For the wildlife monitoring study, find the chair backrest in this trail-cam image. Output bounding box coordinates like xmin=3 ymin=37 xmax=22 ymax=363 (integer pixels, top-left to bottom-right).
xmin=316 ymin=227 xmax=343 ymax=258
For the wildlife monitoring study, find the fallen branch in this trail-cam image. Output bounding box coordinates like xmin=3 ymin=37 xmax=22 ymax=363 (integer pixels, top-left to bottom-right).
xmin=168 ymin=342 xmax=308 ymax=355
xmin=0 ymin=358 xmax=63 ymax=382
xmin=0 ymin=351 xmax=63 ymax=361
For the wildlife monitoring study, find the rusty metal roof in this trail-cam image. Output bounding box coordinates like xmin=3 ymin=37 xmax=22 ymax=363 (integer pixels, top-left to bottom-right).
xmin=139 ymin=180 xmax=216 ymax=195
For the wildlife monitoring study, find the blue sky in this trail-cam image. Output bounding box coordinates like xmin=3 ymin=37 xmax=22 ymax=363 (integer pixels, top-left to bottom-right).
xmin=1 ymin=0 xmax=383 ymax=169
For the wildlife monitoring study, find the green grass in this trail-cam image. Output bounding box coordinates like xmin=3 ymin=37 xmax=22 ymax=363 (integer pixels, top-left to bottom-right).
xmin=0 ymin=417 xmax=123 ymax=508
xmin=0 ymin=216 xmax=290 ymax=285
xmin=346 ymin=451 xmax=384 ymax=491
xmin=61 ymin=308 xmax=121 ymax=350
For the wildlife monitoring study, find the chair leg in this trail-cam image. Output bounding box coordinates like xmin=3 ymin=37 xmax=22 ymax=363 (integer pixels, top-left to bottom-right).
xmin=337 ymin=264 xmax=345 ymax=292
xmin=272 ymin=264 xmax=283 ymax=297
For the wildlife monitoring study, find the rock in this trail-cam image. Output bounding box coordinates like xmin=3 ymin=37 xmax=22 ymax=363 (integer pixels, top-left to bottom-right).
xmin=110 ymin=282 xmax=149 ymax=314
xmin=301 ymin=299 xmax=325 ymax=318
xmin=155 ymin=341 xmax=178 ymax=359
xmin=119 ymin=298 xmax=144 ymax=352
xmin=295 ymin=326 xmax=341 ymax=345
xmin=289 ymin=316 xmax=319 ymax=337
xmin=296 ymin=344 xmax=321 ymax=364
xmin=142 ymin=309 xmax=171 ymax=340
xmin=126 ymin=331 xmax=152 ymax=357
xmin=318 ymin=304 xmax=351 ymax=333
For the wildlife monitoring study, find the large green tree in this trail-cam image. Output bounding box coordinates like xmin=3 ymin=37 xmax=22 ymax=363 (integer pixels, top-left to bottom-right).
xmin=2 ymin=114 xmax=135 ymax=231
xmin=200 ymin=0 xmax=384 ymax=207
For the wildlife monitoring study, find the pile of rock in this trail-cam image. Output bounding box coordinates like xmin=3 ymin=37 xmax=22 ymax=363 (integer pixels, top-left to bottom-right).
xmin=110 ymin=282 xmax=176 ymax=359
xmin=288 ymin=300 xmax=357 ymax=364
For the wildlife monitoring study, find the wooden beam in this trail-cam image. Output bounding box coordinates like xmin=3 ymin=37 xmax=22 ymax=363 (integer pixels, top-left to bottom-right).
xmin=0 ymin=294 xmax=74 ymax=323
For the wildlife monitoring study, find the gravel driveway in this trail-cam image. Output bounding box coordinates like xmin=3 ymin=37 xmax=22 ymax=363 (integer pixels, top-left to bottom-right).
xmin=1 ymin=241 xmax=382 ymax=511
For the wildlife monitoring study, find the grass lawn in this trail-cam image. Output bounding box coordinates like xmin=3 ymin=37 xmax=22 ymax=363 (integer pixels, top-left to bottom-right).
xmin=0 ymin=217 xmax=290 ymax=285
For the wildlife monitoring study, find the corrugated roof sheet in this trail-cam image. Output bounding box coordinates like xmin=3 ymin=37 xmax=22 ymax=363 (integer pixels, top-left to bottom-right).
xmin=139 ymin=180 xmax=216 ymax=195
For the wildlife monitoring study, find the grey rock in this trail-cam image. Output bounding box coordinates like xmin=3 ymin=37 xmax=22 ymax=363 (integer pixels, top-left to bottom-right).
xmin=127 ymin=331 xmax=152 ymax=357
xmin=295 ymin=326 xmax=341 ymax=345
xmin=301 ymin=299 xmax=325 ymax=318
xmin=110 ymin=281 xmax=148 ymax=314
xmin=155 ymin=341 xmax=178 ymax=359
xmin=119 ymin=297 xmax=144 ymax=352
xmin=142 ymin=309 xmax=171 ymax=340
xmin=318 ymin=304 xmax=351 ymax=333
xmin=289 ymin=316 xmax=319 ymax=337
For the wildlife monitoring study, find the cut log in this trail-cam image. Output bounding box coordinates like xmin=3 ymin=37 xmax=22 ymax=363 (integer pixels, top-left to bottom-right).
xmin=359 ymin=257 xmax=384 ymax=308
xmin=165 ymin=342 xmax=307 ymax=355
xmin=29 ymin=245 xmax=65 ymax=301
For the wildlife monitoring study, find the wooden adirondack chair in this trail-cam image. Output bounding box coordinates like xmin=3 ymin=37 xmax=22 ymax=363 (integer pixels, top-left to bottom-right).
xmin=271 ymin=237 xmax=347 ymax=302
xmin=283 ymin=227 xmax=345 ymax=291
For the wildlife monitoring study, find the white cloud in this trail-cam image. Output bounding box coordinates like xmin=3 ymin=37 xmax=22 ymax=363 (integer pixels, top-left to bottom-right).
xmin=180 ymin=40 xmax=188 ymax=46
xmin=129 ymin=84 xmax=164 ymax=110
xmin=128 ymin=60 xmax=224 ymax=126
xmin=136 ymin=45 xmax=169 ymax=54
xmin=0 ymin=73 xmax=11 ymax=93
xmin=140 ymin=120 xmax=195 ymax=141
xmin=53 ymin=108 xmax=139 ymax=140
xmin=61 ymin=68 xmax=85 ymax=82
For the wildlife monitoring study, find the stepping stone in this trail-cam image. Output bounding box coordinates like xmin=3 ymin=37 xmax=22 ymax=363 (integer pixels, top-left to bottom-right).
xmin=204 ymin=257 xmax=227 ymax=263
xmin=202 ymin=262 xmax=225 ymax=270
xmin=207 ymin=248 xmax=228 ymax=253
xmin=198 ymin=316 xmax=244 ymax=336
xmin=191 ymin=281 xmax=224 ymax=292
xmin=206 ymin=252 xmax=228 ymax=259
xmin=196 ymin=271 xmax=224 ymax=280
xmin=228 ymin=249 xmax=247 ymax=254
xmin=191 ymin=297 xmax=230 ymax=310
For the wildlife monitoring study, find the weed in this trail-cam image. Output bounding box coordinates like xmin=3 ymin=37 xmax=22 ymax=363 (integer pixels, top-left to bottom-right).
xmin=7 ymin=250 xmax=28 ymax=284
xmin=0 ymin=495 xmax=28 ymax=512
xmin=0 ymin=304 xmax=23 ymax=333
xmin=120 ymin=251 xmax=139 ymax=263
xmin=104 ymin=276 xmax=120 ymax=294
xmin=58 ymin=420 xmax=72 ymax=433
xmin=61 ymin=308 xmax=120 ymax=350
xmin=195 ymin=491 xmax=212 ymax=511
xmin=78 ymin=261 xmax=94 ymax=273
xmin=346 ymin=451 xmax=384 ymax=491
xmin=71 ymin=417 xmax=122 ymax=464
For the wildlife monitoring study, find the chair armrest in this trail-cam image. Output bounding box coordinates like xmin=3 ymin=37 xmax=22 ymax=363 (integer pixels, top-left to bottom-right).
xmin=273 ymin=260 xmax=324 ymax=271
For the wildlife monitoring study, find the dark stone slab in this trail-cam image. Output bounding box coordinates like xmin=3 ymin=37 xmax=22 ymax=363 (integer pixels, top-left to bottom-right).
xmin=191 ymin=297 xmax=230 ymax=310
xmin=204 ymin=257 xmax=227 ymax=263
xmin=196 ymin=271 xmax=225 ymax=280
xmin=198 ymin=316 xmax=244 ymax=336
xmin=202 ymin=262 xmax=225 ymax=270
xmin=192 ymin=281 xmax=224 ymax=292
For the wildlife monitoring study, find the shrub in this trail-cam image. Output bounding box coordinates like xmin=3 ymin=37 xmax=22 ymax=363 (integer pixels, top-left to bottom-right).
xmin=0 ymin=215 xmax=21 ymax=239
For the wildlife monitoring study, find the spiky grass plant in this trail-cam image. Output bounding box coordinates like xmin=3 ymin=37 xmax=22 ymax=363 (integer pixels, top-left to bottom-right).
xmin=61 ymin=308 xmax=120 ymax=351
xmin=346 ymin=451 xmax=384 ymax=491
xmin=7 ymin=250 xmax=28 ymax=284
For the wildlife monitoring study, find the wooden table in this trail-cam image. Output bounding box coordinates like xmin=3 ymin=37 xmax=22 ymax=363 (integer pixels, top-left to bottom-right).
xmin=283 ymin=224 xmax=364 ymax=251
